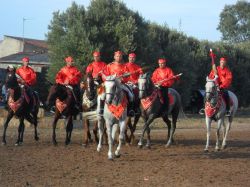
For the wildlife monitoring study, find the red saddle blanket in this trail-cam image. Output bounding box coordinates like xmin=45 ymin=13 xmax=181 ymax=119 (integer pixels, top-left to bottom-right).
xmin=205 ymin=94 xmax=233 ymax=117
xmin=8 ymin=96 xmax=24 ymax=113
xmin=141 ymin=90 xmax=174 ymax=111
xmin=56 ymin=99 xmax=67 ymax=113
xmin=107 ymin=95 xmax=128 ymax=120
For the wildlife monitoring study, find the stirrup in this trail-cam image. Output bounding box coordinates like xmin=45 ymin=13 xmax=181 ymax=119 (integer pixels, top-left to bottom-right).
xmin=128 ymin=110 xmax=135 ymax=117
xmin=199 ymin=108 xmax=205 ymax=115
xmin=225 ymin=111 xmax=231 ymax=117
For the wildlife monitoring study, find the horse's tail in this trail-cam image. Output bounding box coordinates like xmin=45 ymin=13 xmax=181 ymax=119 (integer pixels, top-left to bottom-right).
xmin=228 ymin=91 xmax=238 ymax=117
xmin=170 ymin=88 xmax=186 ymax=119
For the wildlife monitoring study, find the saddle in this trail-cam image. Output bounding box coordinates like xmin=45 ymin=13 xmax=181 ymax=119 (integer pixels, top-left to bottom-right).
xmin=141 ymin=89 xmax=174 ymax=111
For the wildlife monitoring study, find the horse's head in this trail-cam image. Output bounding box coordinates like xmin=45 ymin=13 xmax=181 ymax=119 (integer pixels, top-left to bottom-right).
xmin=138 ymin=73 xmax=152 ymax=99
xmin=104 ymin=75 xmax=120 ymax=104
xmin=46 ymin=84 xmax=67 ymax=108
xmin=5 ymin=71 xmax=18 ymax=89
xmin=84 ymin=73 xmax=97 ymax=100
xmin=205 ymin=76 xmax=218 ymax=102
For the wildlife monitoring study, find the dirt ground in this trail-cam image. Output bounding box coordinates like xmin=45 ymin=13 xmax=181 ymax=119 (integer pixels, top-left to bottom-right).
xmin=0 ymin=116 xmax=250 ymax=187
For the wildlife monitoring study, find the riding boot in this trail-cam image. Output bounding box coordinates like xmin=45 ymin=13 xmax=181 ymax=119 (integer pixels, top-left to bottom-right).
xmin=160 ymin=86 xmax=169 ymax=113
xmin=199 ymin=97 xmax=206 ymax=115
xmin=223 ymin=90 xmax=231 ymax=116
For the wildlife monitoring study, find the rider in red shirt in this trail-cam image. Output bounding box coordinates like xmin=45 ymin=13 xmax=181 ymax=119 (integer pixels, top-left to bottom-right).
xmin=103 ymin=51 xmax=135 ymax=116
xmin=125 ymin=53 xmax=143 ymax=84
xmin=151 ymin=58 xmax=178 ymax=112
xmin=86 ymin=51 xmax=106 ymax=82
xmin=208 ymin=57 xmax=232 ymax=116
xmin=56 ymin=56 xmax=82 ymax=111
xmin=16 ymin=57 xmax=37 ymax=110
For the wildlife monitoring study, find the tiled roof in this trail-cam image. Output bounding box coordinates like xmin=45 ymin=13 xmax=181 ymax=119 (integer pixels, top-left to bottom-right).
xmin=5 ymin=35 xmax=48 ymax=49
xmin=0 ymin=52 xmax=49 ymax=64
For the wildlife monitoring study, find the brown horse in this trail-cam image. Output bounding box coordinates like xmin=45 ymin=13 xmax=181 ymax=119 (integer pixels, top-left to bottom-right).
xmin=2 ymin=71 xmax=40 ymax=146
xmin=46 ymin=83 xmax=80 ymax=145
xmin=81 ymin=74 xmax=108 ymax=146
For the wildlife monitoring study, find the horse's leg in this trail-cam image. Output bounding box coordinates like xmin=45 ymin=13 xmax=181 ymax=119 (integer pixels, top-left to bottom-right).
xmin=2 ymin=111 xmax=14 ymax=145
xmin=204 ymin=117 xmax=212 ymax=152
xmin=115 ymin=120 xmax=126 ymax=158
xmin=93 ymin=121 xmax=99 ymax=144
xmin=106 ymin=122 xmax=113 ymax=160
xmin=15 ymin=117 xmax=24 ymax=146
xmin=20 ymin=121 xmax=25 ymax=144
xmin=112 ymin=123 xmax=118 ymax=145
xmin=165 ymin=108 xmax=178 ymax=147
xmin=65 ymin=115 xmax=73 ymax=145
xmin=124 ymin=117 xmax=131 ymax=145
xmin=162 ymin=114 xmax=171 ymax=147
xmin=138 ymin=114 xmax=155 ymax=148
xmin=130 ymin=114 xmax=140 ymax=145
xmin=222 ymin=116 xmax=232 ymax=149
xmin=145 ymin=127 xmax=151 ymax=148
xmin=97 ymin=117 xmax=105 ymax=152
xmin=25 ymin=114 xmax=39 ymax=141
xmin=215 ymin=118 xmax=223 ymax=151
xmin=82 ymin=119 xmax=90 ymax=147
xmin=52 ymin=112 xmax=61 ymax=145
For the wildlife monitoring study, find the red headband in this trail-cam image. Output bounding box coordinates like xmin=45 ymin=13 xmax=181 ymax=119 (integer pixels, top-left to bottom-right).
xmin=65 ymin=56 xmax=74 ymax=63
xmin=220 ymin=57 xmax=227 ymax=62
xmin=22 ymin=57 xmax=30 ymax=62
xmin=158 ymin=58 xmax=167 ymax=64
xmin=129 ymin=53 xmax=136 ymax=58
xmin=93 ymin=51 xmax=100 ymax=57
xmin=114 ymin=51 xmax=123 ymax=56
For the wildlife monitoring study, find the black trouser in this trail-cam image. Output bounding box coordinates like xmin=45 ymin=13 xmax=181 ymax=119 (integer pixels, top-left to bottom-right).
xmin=221 ymin=89 xmax=230 ymax=111
xmin=160 ymin=86 xmax=169 ymax=112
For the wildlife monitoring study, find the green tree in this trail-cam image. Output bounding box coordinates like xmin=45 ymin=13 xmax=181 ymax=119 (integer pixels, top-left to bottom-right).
xmin=217 ymin=0 xmax=250 ymax=43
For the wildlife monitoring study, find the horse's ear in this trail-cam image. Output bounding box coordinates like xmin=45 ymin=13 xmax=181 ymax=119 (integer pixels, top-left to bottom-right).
xmin=213 ymin=75 xmax=218 ymax=81
xmin=206 ymin=76 xmax=209 ymax=82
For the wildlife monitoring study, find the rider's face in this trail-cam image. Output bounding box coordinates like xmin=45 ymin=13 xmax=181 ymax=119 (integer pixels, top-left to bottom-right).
xmin=114 ymin=54 xmax=123 ymax=63
xmin=93 ymin=55 xmax=100 ymax=62
xmin=159 ymin=62 xmax=166 ymax=69
xmin=220 ymin=60 xmax=226 ymax=69
xmin=128 ymin=56 xmax=135 ymax=63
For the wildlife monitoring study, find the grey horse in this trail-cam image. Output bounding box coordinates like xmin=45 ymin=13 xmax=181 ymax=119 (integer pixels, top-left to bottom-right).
xmin=204 ymin=76 xmax=238 ymax=152
xmin=137 ymin=73 xmax=183 ymax=148
xmin=99 ymin=75 xmax=128 ymax=160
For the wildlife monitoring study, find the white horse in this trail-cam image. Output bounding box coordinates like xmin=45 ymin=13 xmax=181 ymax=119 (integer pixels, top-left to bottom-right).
xmin=204 ymin=76 xmax=238 ymax=152
xmin=98 ymin=75 xmax=128 ymax=160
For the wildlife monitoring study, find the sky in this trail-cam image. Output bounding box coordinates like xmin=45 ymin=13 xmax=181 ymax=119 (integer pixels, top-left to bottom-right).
xmin=0 ymin=0 xmax=239 ymax=42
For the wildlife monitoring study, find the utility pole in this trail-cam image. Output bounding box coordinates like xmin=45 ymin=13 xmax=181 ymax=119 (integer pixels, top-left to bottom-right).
xmin=22 ymin=18 xmax=30 ymax=51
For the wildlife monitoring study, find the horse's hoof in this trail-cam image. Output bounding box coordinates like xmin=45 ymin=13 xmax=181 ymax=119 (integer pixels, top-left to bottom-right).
xmin=165 ymin=144 xmax=171 ymax=148
xmin=108 ymin=156 xmax=113 ymax=160
xmin=97 ymin=146 xmax=101 ymax=152
xmin=89 ymin=139 xmax=93 ymax=143
xmin=65 ymin=141 xmax=70 ymax=146
xmin=2 ymin=141 xmax=6 ymax=146
xmin=15 ymin=142 xmax=20 ymax=146
xmin=138 ymin=144 xmax=143 ymax=149
xmin=53 ymin=141 xmax=58 ymax=146
xmin=82 ymin=143 xmax=87 ymax=148
xmin=115 ymin=153 xmax=121 ymax=158
xmin=35 ymin=136 xmax=39 ymax=141
xmin=146 ymin=145 xmax=151 ymax=149
xmin=222 ymin=145 xmax=227 ymax=149
xmin=204 ymin=149 xmax=209 ymax=153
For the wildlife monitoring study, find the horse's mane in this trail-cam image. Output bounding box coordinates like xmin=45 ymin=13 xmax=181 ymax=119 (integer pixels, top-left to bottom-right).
xmin=5 ymin=71 xmax=18 ymax=89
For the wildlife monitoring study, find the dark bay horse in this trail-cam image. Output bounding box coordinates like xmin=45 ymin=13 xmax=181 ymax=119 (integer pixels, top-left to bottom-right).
xmin=137 ymin=73 xmax=183 ymax=148
xmin=2 ymin=71 xmax=40 ymax=145
xmin=46 ymin=84 xmax=79 ymax=145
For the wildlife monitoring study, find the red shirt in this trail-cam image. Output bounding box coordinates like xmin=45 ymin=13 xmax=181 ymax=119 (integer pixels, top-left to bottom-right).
xmin=151 ymin=67 xmax=175 ymax=87
xmin=209 ymin=66 xmax=232 ymax=89
xmin=103 ymin=62 xmax=129 ymax=83
xmin=125 ymin=62 xmax=143 ymax=84
xmin=86 ymin=61 xmax=107 ymax=78
xmin=16 ymin=66 xmax=36 ymax=86
xmin=56 ymin=66 xmax=82 ymax=85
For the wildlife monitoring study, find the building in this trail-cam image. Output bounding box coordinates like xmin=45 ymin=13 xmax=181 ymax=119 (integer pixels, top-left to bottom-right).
xmin=0 ymin=35 xmax=50 ymax=101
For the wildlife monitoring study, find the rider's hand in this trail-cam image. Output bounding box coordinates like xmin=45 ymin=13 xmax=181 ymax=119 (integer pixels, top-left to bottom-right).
xmin=155 ymin=84 xmax=160 ymax=88
xmin=64 ymin=79 xmax=69 ymax=85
